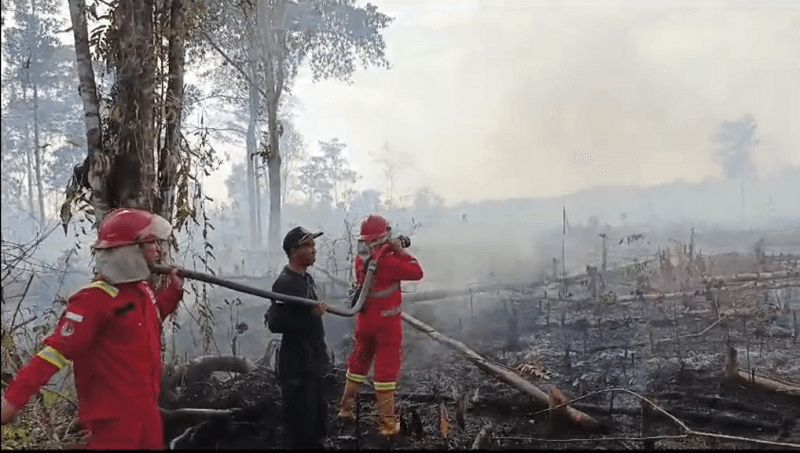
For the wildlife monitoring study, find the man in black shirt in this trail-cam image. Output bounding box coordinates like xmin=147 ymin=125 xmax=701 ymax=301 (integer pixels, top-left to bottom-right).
xmin=265 ymin=226 xmax=330 ymax=449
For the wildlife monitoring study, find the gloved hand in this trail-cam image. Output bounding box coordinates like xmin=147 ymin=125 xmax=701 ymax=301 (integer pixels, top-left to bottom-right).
xmin=396 ymin=235 xmax=411 ymax=248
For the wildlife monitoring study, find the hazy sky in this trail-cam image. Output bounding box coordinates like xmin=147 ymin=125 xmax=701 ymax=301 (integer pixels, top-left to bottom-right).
xmin=45 ymin=0 xmax=798 ymax=208
xmin=278 ymin=0 xmax=799 ymax=206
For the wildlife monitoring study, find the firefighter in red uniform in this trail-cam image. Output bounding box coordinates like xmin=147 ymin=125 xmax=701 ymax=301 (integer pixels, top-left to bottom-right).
xmin=0 ymin=208 xmax=184 ymax=450
xmin=337 ymin=215 xmax=423 ymax=437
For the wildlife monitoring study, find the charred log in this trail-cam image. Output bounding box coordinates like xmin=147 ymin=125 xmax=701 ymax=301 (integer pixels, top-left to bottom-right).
xmin=401 ymin=312 xmax=603 ymax=432
xmin=161 ymin=356 xmax=257 ymax=407
xmin=725 ymin=347 xmax=800 ymax=399
xmin=165 ymin=401 xmax=280 ymax=450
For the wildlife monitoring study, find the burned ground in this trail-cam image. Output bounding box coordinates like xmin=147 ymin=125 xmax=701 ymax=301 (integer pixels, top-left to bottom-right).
xmin=163 ymin=250 xmax=799 ymax=450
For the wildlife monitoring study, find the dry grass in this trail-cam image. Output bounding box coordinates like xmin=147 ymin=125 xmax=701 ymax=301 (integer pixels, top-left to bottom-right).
xmin=1 ymin=371 xmax=84 ymax=450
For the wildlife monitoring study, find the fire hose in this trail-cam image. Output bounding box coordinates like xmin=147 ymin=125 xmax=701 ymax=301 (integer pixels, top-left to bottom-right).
xmin=150 ymin=260 xmax=377 ymax=317
xmin=151 ymin=261 xmax=606 ymax=430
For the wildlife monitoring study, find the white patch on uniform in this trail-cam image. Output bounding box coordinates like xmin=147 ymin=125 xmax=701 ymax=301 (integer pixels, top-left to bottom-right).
xmin=144 ymin=285 xmax=157 ymax=305
xmin=61 ymin=321 xmax=75 ymax=337
xmin=65 ymin=311 xmax=84 ymax=322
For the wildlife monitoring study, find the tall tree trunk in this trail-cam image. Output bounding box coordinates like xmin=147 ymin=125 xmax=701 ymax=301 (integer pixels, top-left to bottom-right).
xmin=25 ymin=114 xmax=34 ymax=214
xmin=22 ymin=82 xmax=34 ymax=213
xmin=157 ymin=0 xmax=185 ymax=222
xmin=255 ymin=167 xmax=263 ymax=246
xmin=601 ymin=235 xmax=608 ymax=274
xmin=252 ymin=78 xmax=263 ymax=246
xmin=266 ymin=75 xmax=282 ymax=258
xmin=246 ymin=49 xmax=258 ymax=248
xmin=115 ymin=0 xmax=156 ymax=209
xmin=257 ymin=0 xmax=286 ymax=258
xmin=32 ymin=83 xmax=45 ymax=223
xmin=66 ymin=0 xmax=109 ymax=224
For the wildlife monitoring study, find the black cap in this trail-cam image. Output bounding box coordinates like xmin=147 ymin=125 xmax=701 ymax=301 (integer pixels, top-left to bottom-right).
xmin=283 ymin=226 xmax=323 ymax=256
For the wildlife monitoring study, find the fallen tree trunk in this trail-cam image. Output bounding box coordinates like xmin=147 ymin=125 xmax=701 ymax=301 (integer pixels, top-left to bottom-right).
xmin=702 ymin=269 xmax=798 ymax=284
xmin=401 ymin=312 xmax=602 ymax=431
xmin=725 ymin=347 xmax=800 ymax=398
xmin=403 ymin=284 xmax=516 ymax=304
xmin=615 ymin=278 xmax=800 ymax=304
xmin=161 ymin=407 xmax=237 ymax=447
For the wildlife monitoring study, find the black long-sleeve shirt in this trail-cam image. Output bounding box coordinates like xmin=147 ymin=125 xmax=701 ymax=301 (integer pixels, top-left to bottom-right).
xmin=266 ymin=266 xmax=329 ymax=379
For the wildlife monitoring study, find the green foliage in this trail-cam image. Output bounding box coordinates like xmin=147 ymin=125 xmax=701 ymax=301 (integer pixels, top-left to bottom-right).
xmin=1 ymin=315 xmax=80 ymax=449
xmin=624 ymin=261 xmax=649 ymax=279
xmin=295 ymin=138 xmax=359 ymax=208
xmin=622 ymin=260 xmax=649 ymax=295
xmin=599 ymin=292 xmax=617 ymax=307
xmin=1 ymin=426 xmax=30 ymax=446
xmin=181 ymin=176 xmax=219 ymax=356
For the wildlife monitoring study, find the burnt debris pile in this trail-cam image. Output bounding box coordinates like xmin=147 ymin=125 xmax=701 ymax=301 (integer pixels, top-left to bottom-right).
xmin=160 ymin=356 xmax=282 ymax=449
xmin=159 ymin=355 xmax=345 ymax=449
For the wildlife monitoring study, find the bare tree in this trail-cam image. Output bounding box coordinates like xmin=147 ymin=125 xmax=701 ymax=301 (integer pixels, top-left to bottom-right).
xmin=712 ymin=114 xmax=758 ymax=220
xmin=253 ymin=0 xmax=392 ymax=258
xmin=371 ymin=141 xmax=412 ymax=209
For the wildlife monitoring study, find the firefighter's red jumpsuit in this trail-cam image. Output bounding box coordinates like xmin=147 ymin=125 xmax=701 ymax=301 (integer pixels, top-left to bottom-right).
xmin=4 ymin=278 xmax=183 ymax=450
xmin=345 ymin=245 xmax=423 ymax=391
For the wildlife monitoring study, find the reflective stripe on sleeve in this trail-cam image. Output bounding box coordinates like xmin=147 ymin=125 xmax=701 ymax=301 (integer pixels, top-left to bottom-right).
xmin=87 ymin=281 xmax=119 ymax=298
xmin=36 ymin=346 xmax=71 ymax=370
xmin=374 ymin=381 xmax=396 ymax=391
xmin=346 ymin=372 xmax=368 ymax=383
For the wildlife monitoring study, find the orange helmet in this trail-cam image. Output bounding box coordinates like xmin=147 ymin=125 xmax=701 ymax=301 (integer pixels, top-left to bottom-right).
xmin=358 ymin=215 xmax=390 ymax=243
xmin=93 ymin=208 xmax=171 ymax=250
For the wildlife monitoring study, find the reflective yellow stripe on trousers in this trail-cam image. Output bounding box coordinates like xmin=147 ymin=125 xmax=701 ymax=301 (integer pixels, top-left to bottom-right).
xmin=346 ymin=371 xmax=367 ymax=383
xmin=374 ymin=381 xmax=396 ymax=391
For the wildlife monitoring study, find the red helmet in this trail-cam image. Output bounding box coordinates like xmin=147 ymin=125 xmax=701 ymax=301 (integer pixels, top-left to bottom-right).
xmin=93 ymin=208 xmax=172 ymax=250
xmin=359 ymin=215 xmax=390 ymax=243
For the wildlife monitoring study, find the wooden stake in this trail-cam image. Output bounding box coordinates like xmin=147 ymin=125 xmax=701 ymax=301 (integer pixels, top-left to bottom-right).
xmin=469 ymin=286 xmax=474 ymax=323
xmin=689 ymin=227 xmax=694 ymax=271
xmin=564 ymin=345 xmax=571 ymax=369
xmin=471 ymin=424 xmax=494 ymax=450
xmin=546 ymin=300 xmax=551 ymax=326
xmin=609 ymin=390 xmax=616 ymax=414
xmin=640 ymin=393 xmax=656 ymax=450
xmin=583 ymin=327 xmax=588 ymax=353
